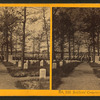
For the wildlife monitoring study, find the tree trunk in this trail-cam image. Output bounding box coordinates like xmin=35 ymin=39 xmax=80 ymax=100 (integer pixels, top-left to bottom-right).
xmin=46 ymin=34 xmax=49 ymax=59
xmin=73 ymin=33 xmax=75 ymax=57
xmin=97 ymin=32 xmax=99 ymax=56
xmin=1 ymin=45 xmax=4 ymax=62
xmin=52 ymin=30 xmax=55 ymax=60
xmin=78 ymin=46 xmax=80 ymax=58
xmin=33 ymin=38 xmax=35 ymax=57
xmin=10 ymin=31 xmax=13 ymax=55
xmin=21 ymin=7 xmax=26 ymax=69
xmin=61 ymin=39 xmax=64 ymax=60
xmin=43 ymin=8 xmax=49 ymax=59
xmin=5 ymin=30 xmax=8 ymax=62
xmin=68 ymin=33 xmax=71 ymax=59
xmin=15 ymin=34 xmax=17 ymax=57
xmin=93 ymin=32 xmax=95 ymax=63
xmin=88 ymin=46 xmax=90 ymax=57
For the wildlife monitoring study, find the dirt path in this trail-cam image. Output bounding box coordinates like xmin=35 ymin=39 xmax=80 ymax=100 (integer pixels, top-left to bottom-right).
xmin=57 ymin=62 xmax=100 ymax=90
xmin=0 ymin=63 xmax=18 ymax=89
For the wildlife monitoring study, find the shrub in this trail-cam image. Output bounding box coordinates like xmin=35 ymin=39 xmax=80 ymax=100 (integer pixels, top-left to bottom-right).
xmin=52 ymin=74 xmax=62 ymax=89
xmin=13 ymin=71 xmax=28 ymax=77
xmin=15 ymin=78 xmax=49 ymax=89
xmin=52 ymin=62 xmax=81 ymax=89
xmin=90 ymin=62 xmax=100 ymax=67
xmin=3 ymin=62 xmax=14 ymax=66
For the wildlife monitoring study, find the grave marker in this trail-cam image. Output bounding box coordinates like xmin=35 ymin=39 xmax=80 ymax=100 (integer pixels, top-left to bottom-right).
xmin=24 ymin=62 xmax=28 ymax=69
xmin=46 ymin=60 xmax=50 ymax=64
xmin=18 ymin=61 xmax=21 ymax=68
xmin=40 ymin=60 xmax=43 ymax=67
xmin=59 ymin=61 xmax=63 ymax=67
xmin=40 ymin=68 xmax=46 ymax=78
xmin=52 ymin=63 xmax=57 ymax=69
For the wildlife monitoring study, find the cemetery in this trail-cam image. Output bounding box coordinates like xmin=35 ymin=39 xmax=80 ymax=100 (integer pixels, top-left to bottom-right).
xmin=0 ymin=7 xmax=50 ymax=89
xmin=52 ymin=7 xmax=100 ymax=90
xmin=0 ymin=51 xmax=50 ymax=89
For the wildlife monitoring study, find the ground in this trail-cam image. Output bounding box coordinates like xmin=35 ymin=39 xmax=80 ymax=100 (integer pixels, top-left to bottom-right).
xmin=0 ymin=62 xmax=17 ymax=89
xmin=57 ymin=62 xmax=100 ymax=90
xmin=0 ymin=62 xmax=49 ymax=89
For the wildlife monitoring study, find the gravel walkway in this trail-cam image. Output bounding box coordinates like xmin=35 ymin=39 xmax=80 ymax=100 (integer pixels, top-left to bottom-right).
xmin=58 ymin=62 xmax=100 ymax=90
xmin=0 ymin=62 xmax=18 ymax=89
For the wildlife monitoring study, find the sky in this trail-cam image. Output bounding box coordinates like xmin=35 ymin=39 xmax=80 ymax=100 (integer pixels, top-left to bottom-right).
xmin=13 ymin=7 xmax=50 ymax=53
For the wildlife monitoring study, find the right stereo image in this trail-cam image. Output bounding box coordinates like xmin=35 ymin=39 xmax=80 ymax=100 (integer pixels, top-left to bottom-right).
xmin=52 ymin=7 xmax=100 ymax=90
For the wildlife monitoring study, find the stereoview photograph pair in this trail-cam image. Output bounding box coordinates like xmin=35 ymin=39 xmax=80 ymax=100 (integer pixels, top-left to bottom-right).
xmin=0 ymin=7 xmax=100 ymax=92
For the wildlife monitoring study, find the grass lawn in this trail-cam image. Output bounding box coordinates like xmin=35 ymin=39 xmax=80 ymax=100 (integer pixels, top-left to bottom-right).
xmin=52 ymin=62 xmax=81 ymax=89
xmin=89 ymin=62 xmax=100 ymax=78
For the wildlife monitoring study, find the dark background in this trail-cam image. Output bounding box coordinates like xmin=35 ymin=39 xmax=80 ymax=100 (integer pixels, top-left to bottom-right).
xmin=1 ymin=96 xmax=100 ymax=100
xmin=0 ymin=0 xmax=100 ymax=99
xmin=0 ymin=0 xmax=100 ymax=3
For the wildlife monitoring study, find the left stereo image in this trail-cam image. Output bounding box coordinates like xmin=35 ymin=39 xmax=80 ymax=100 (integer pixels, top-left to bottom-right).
xmin=0 ymin=7 xmax=50 ymax=89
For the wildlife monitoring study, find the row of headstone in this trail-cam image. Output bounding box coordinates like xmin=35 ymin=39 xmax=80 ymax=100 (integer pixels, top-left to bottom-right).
xmin=52 ymin=59 xmax=82 ymax=69
xmin=52 ymin=60 xmax=63 ymax=69
xmin=17 ymin=59 xmax=50 ymax=69
xmin=40 ymin=60 xmax=50 ymax=66
xmin=17 ymin=60 xmax=47 ymax=78
xmin=8 ymin=56 xmax=49 ymax=68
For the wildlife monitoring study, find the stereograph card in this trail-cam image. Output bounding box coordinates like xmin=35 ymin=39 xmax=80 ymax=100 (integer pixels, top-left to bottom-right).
xmin=0 ymin=1 xmax=99 ymax=97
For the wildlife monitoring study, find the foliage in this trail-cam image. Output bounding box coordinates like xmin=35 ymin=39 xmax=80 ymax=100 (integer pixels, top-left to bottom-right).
xmin=52 ymin=62 xmax=81 ymax=89
xmin=15 ymin=78 xmax=49 ymax=89
xmin=53 ymin=8 xmax=100 ymax=61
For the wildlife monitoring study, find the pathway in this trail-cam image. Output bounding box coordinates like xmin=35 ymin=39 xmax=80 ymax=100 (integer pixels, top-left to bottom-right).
xmin=0 ymin=63 xmax=17 ymax=89
xmin=58 ymin=62 xmax=100 ymax=90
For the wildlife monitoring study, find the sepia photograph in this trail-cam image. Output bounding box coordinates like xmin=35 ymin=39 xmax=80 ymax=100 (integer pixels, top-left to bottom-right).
xmin=0 ymin=7 xmax=50 ymax=89
xmin=52 ymin=7 xmax=100 ymax=90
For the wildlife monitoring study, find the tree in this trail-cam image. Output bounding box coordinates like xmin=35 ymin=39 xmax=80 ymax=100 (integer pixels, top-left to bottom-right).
xmin=0 ymin=7 xmax=19 ymax=62
xmin=82 ymin=8 xmax=100 ymax=62
xmin=42 ymin=7 xmax=50 ymax=59
xmin=53 ymin=8 xmax=76 ymax=60
xmin=21 ymin=7 xmax=26 ymax=69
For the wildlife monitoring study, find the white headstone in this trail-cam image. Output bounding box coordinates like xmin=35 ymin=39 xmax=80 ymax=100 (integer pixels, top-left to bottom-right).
xmin=40 ymin=68 xmax=46 ymax=78
xmin=24 ymin=62 xmax=28 ymax=69
xmin=40 ymin=60 xmax=43 ymax=67
xmin=59 ymin=61 xmax=63 ymax=67
xmin=8 ymin=55 xmax=11 ymax=61
xmin=46 ymin=60 xmax=50 ymax=64
xmin=8 ymin=55 xmax=13 ymax=62
xmin=53 ymin=63 xmax=57 ymax=69
xmin=18 ymin=61 xmax=21 ymax=68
